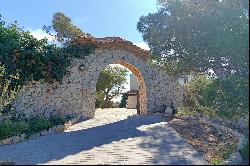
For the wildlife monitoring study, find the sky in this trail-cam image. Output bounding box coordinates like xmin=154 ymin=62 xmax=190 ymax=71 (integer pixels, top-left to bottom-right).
xmin=0 ymin=0 xmax=157 ymax=103
xmin=0 ymin=0 xmax=157 ymax=46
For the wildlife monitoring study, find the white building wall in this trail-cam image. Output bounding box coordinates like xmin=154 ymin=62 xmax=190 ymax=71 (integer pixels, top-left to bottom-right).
xmin=130 ymin=74 xmax=138 ymax=90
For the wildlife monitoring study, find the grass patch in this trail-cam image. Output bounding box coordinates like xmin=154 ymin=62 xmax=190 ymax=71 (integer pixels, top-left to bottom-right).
xmin=209 ymin=143 xmax=238 ymax=165
xmin=210 ymin=156 xmax=224 ymax=165
xmin=0 ymin=115 xmax=69 ymax=140
xmin=220 ymin=143 xmax=238 ymax=159
xmin=176 ymin=107 xmax=196 ymax=117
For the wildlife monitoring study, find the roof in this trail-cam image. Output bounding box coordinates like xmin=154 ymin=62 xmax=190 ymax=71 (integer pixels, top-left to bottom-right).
xmin=70 ymin=36 xmax=150 ymax=60
xmin=125 ymin=90 xmax=138 ymax=96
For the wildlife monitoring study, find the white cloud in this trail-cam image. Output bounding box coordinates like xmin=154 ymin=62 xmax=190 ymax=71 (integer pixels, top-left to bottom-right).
xmin=28 ymin=29 xmax=55 ymax=42
xmin=134 ymin=42 xmax=150 ymax=50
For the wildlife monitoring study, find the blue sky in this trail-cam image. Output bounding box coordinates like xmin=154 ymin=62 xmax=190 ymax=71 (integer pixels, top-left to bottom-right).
xmin=0 ymin=0 xmax=157 ymax=45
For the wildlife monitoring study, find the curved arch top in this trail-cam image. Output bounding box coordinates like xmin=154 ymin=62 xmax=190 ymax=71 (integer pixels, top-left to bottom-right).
xmin=70 ymin=36 xmax=151 ymax=60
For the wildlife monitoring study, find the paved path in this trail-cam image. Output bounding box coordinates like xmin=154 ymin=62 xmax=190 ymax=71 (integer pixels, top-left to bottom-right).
xmin=0 ymin=108 xmax=208 ymax=165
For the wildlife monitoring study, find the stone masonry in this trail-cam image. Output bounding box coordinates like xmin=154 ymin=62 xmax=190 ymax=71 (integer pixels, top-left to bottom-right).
xmin=12 ymin=37 xmax=184 ymax=119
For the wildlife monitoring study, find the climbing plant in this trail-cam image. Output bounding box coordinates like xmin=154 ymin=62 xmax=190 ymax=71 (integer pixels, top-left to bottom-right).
xmin=0 ymin=64 xmax=20 ymax=114
xmin=0 ymin=15 xmax=95 ymax=112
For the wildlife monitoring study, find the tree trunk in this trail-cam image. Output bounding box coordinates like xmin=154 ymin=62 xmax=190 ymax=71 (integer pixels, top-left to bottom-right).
xmin=104 ymin=92 xmax=109 ymax=108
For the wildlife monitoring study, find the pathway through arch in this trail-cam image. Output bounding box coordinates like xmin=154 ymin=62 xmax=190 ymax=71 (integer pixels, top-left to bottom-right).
xmin=0 ymin=109 xmax=207 ymax=165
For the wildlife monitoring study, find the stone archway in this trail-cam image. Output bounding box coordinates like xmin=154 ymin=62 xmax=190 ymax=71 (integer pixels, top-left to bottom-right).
xmin=12 ymin=37 xmax=184 ymax=119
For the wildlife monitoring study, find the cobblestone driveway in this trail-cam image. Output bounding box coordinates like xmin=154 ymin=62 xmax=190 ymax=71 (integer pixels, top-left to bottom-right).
xmin=0 ymin=108 xmax=208 ymax=165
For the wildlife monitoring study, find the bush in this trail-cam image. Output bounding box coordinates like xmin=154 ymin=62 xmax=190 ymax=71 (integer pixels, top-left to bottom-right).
xmin=210 ymin=157 xmax=224 ymax=165
xmin=0 ymin=115 xmax=68 ymax=140
xmin=176 ymin=107 xmax=196 ymax=117
xmin=0 ymin=120 xmax=29 ymax=140
xmin=240 ymin=141 xmax=249 ymax=161
xmin=184 ymin=74 xmax=213 ymax=108
xmin=202 ymin=74 xmax=249 ymax=120
xmin=184 ymin=73 xmax=249 ymax=120
xmin=209 ymin=143 xmax=238 ymax=165
xmin=27 ymin=117 xmax=53 ymax=134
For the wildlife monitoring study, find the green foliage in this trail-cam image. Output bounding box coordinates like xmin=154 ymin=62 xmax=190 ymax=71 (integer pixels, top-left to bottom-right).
xmin=209 ymin=143 xmax=238 ymax=165
xmin=210 ymin=143 xmax=238 ymax=165
xmin=95 ymin=91 xmax=105 ymax=108
xmin=0 ymin=119 xmax=29 ymax=140
xmin=0 ymin=15 xmax=95 ymax=113
xmin=137 ymin=0 xmax=249 ymax=76
xmin=240 ymin=141 xmax=249 ymax=160
xmin=95 ymin=66 xmax=129 ymax=108
xmin=185 ymin=72 xmax=249 ymax=119
xmin=26 ymin=116 xmax=66 ymax=135
xmin=0 ymin=115 xmax=68 ymax=140
xmin=210 ymin=157 xmax=224 ymax=165
xmin=202 ymin=74 xmax=249 ymax=120
xmin=0 ymin=65 xmax=20 ymax=113
xmin=175 ymin=107 xmax=195 ymax=117
xmin=26 ymin=117 xmax=53 ymax=134
xmin=52 ymin=12 xmax=85 ymax=42
xmin=63 ymin=44 xmax=96 ymax=59
xmin=184 ymin=73 xmax=249 ymax=120
xmin=220 ymin=143 xmax=238 ymax=159
xmin=119 ymin=93 xmax=128 ymax=108
xmin=184 ymin=74 xmax=213 ymax=108
xmin=0 ymin=18 xmax=95 ymax=85
xmin=43 ymin=12 xmax=91 ymax=45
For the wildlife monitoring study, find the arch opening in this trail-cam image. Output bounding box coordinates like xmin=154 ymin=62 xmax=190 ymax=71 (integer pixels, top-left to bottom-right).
xmin=94 ymin=61 xmax=147 ymax=115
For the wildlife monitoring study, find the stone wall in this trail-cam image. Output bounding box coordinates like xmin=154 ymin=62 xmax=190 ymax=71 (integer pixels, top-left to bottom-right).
xmin=12 ymin=47 xmax=184 ymax=119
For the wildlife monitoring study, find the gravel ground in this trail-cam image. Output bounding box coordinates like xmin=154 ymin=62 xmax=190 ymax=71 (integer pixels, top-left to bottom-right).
xmin=168 ymin=116 xmax=239 ymax=164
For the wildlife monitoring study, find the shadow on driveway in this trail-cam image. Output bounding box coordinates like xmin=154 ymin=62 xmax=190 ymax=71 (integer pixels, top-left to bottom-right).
xmin=0 ymin=114 xmax=207 ymax=165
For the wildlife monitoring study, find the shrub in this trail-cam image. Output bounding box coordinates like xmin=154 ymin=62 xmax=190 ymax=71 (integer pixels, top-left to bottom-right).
xmin=0 ymin=120 xmax=29 ymax=140
xmin=176 ymin=107 xmax=196 ymax=117
xmin=240 ymin=141 xmax=249 ymax=161
xmin=210 ymin=156 xmax=224 ymax=165
xmin=209 ymin=143 xmax=238 ymax=165
xmin=184 ymin=73 xmax=249 ymax=120
xmin=202 ymin=74 xmax=249 ymax=120
xmin=0 ymin=115 xmax=68 ymax=140
xmin=27 ymin=117 xmax=53 ymax=134
xmin=184 ymin=74 xmax=213 ymax=108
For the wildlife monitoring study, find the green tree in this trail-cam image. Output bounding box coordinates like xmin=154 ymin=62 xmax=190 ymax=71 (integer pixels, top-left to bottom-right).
xmin=119 ymin=93 xmax=128 ymax=108
xmin=137 ymin=0 xmax=249 ymax=77
xmin=43 ymin=12 xmax=91 ymax=45
xmin=96 ymin=66 xmax=129 ymax=108
xmin=202 ymin=74 xmax=249 ymax=119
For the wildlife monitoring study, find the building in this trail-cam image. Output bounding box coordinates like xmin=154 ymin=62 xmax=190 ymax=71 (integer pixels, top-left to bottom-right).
xmin=126 ymin=74 xmax=138 ymax=109
xmin=125 ymin=73 xmax=194 ymax=109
